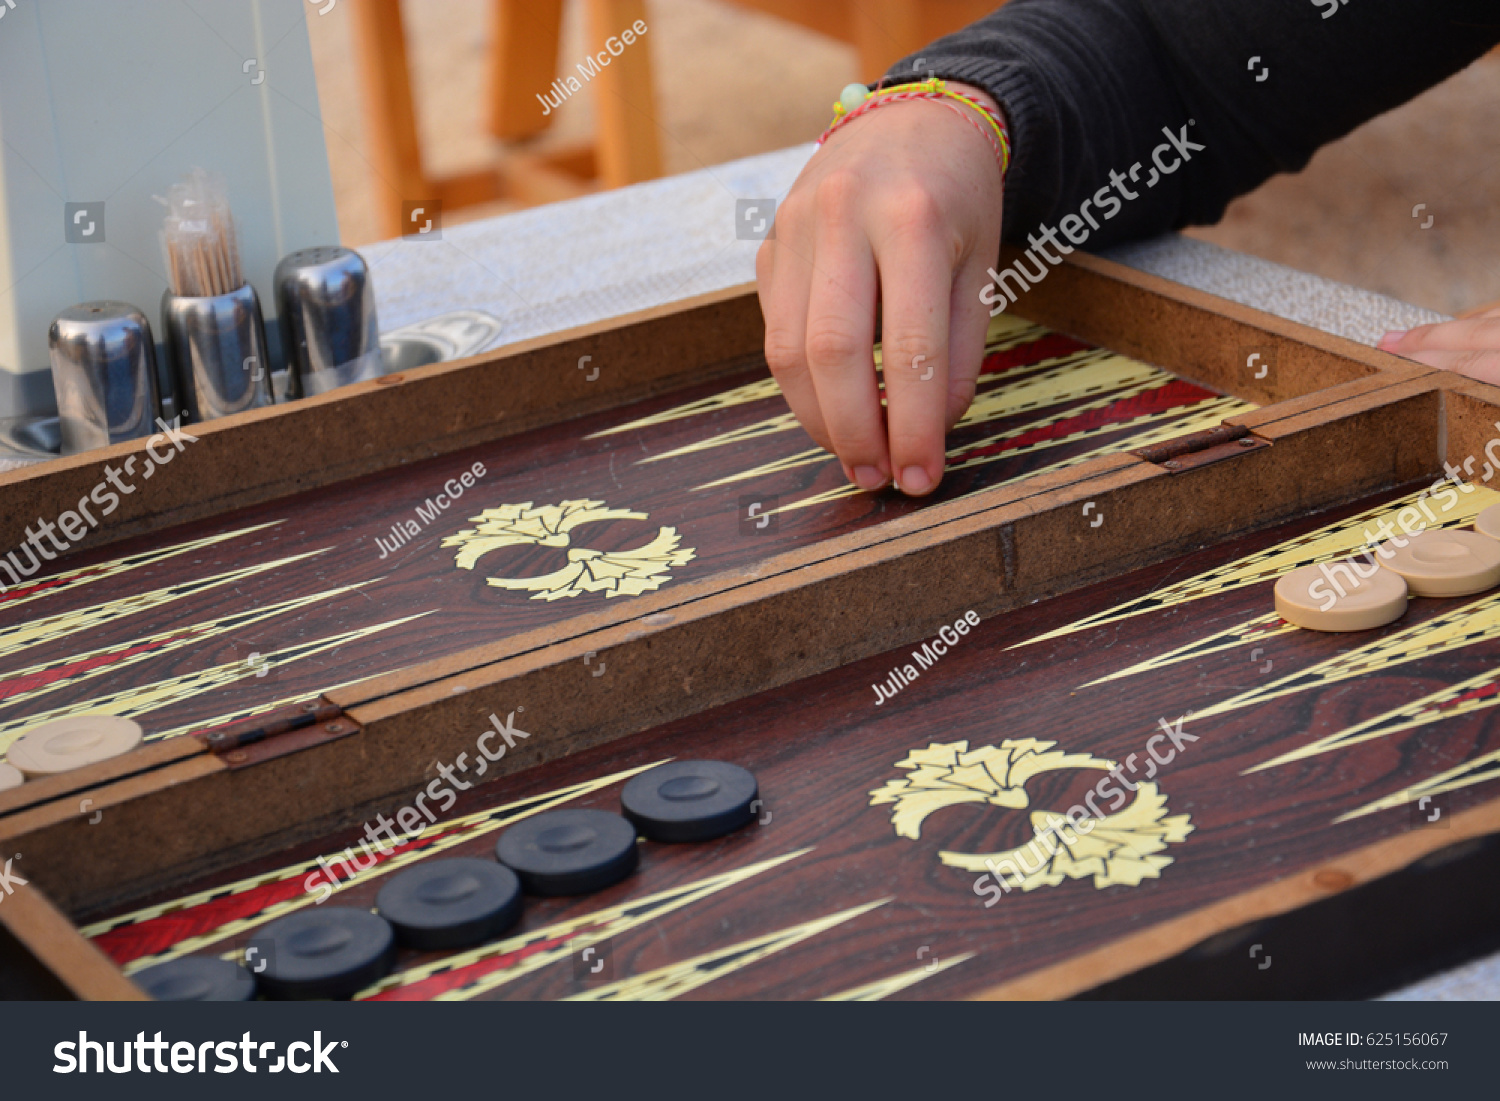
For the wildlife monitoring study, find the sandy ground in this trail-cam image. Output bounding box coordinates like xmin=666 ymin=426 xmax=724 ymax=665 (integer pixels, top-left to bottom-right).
xmin=306 ymin=1 xmax=1499 ymax=317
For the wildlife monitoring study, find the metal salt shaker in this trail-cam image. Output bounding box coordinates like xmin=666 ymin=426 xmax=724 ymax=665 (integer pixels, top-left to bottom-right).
xmin=48 ymin=301 xmax=162 ymax=454
xmin=273 ymin=246 xmax=382 ymax=399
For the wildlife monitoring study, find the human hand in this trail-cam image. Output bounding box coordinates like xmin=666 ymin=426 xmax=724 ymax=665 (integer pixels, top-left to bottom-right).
xmin=1377 ymin=304 xmax=1500 ymax=384
xmin=755 ymin=82 xmax=1005 ymax=496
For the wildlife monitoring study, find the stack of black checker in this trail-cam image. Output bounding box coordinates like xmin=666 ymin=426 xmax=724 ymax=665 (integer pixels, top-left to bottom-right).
xmin=134 ymin=761 xmax=757 ymax=1001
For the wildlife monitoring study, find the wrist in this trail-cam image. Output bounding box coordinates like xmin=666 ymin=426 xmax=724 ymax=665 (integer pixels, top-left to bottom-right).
xmin=820 ymin=78 xmax=1011 ymax=179
xmin=945 ymin=81 xmax=1002 ymax=123
xmin=941 ymin=80 xmax=1010 ymax=170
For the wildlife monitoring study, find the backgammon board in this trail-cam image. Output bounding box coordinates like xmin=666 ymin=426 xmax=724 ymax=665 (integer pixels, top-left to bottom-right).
xmin=3 ymin=250 xmax=1497 ymax=1001
xmin=0 ymin=310 xmax=1246 ymax=754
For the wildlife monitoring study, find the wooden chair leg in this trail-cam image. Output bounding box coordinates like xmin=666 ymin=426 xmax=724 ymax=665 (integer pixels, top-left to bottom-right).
xmin=585 ymin=0 xmax=663 ymax=189
xmin=853 ymin=1 xmax=1010 ymax=83
xmin=350 ymin=0 xmax=431 ymax=239
xmin=488 ymin=0 xmax=566 ymax=142
xmin=721 ymin=0 xmax=849 ymax=42
xmin=850 ymin=0 xmax=925 ymax=83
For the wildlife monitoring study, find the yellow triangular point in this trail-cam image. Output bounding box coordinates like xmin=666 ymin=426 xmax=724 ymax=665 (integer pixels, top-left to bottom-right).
xmin=100 ymin=760 xmax=673 ymax=970
xmin=1080 ymin=612 xmax=1292 ymax=688
xmin=955 ymin=354 xmax=1164 ymax=430
xmin=775 ymin=394 xmax=1247 ymax=515
xmin=587 ymin=377 xmax=784 ymax=439
xmin=565 ymin=898 xmax=891 ymax=1001
xmin=641 ymin=410 xmax=799 ymax=464
xmin=1334 ymin=748 xmax=1500 ymax=824
xmin=1251 ymin=662 xmax=1500 ymax=775
xmin=590 ymin=314 xmax=1038 ymax=442
xmin=0 ymin=521 xmax=282 ymax=612
xmin=1013 ymin=484 xmax=1500 ymax=650
xmin=682 ymin=348 xmax=1121 ymax=482
xmin=694 ymin=447 xmax=829 ymax=491
xmin=820 ymin=953 xmax=976 ymax=1001
xmin=947 ymin=378 xmax=1161 ymax=467
xmin=363 ymin=848 xmax=815 ymax=1001
xmin=985 ymin=311 xmax=1045 ymax=346
xmin=0 ymin=611 xmax=429 ymax=754
xmin=0 ymin=548 xmax=328 ymax=662
xmin=1197 ymin=587 xmax=1500 ymax=727
xmin=0 ymin=579 xmax=377 ymax=715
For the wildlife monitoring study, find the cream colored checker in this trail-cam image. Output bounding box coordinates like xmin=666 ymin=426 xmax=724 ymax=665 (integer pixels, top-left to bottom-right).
xmin=1476 ymin=502 xmax=1500 ymax=543
xmin=6 ymin=715 xmax=143 ymax=777
xmin=1274 ymin=560 xmax=1408 ymax=632
xmin=0 ymin=762 xmax=22 ymax=791
xmin=1377 ymin=528 xmax=1500 ymax=597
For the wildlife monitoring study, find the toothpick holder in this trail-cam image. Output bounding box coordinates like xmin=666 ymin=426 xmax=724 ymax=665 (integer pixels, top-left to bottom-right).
xmin=161 ymin=284 xmax=274 ymax=424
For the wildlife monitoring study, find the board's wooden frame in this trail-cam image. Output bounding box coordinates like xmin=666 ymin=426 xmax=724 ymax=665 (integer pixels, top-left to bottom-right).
xmin=2 ymin=251 xmax=1494 ymax=1000
xmin=0 ymin=249 xmax=1405 ymax=556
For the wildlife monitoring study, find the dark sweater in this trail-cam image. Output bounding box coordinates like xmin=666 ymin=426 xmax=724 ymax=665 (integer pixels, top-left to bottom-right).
xmin=887 ymin=0 xmax=1500 ymax=247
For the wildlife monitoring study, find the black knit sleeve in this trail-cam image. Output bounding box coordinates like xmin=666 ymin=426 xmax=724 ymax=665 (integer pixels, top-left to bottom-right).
xmin=886 ymin=0 xmax=1500 ymax=248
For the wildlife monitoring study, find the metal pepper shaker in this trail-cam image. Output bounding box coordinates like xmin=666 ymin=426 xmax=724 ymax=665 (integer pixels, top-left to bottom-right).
xmin=273 ymin=245 xmax=382 ymax=399
xmin=47 ymin=301 xmax=162 ymax=454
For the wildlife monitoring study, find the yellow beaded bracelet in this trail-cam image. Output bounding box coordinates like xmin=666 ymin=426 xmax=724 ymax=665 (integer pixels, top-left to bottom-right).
xmin=819 ymin=78 xmax=1011 ymax=177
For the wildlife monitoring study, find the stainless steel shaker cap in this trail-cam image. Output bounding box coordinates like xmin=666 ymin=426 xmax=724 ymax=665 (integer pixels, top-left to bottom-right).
xmin=48 ymin=301 xmax=161 ymax=454
xmin=273 ymin=245 xmax=382 ymax=397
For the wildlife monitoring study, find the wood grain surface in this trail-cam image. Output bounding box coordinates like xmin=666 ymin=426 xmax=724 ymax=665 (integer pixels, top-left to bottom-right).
xmin=82 ymin=483 xmax=1500 ymax=1000
xmin=0 ymin=319 xmax=1242 ymax=755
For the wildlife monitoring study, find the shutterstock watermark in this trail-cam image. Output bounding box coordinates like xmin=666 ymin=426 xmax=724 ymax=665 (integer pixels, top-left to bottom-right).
xmin=981 ymin=121 xmax=1205 ymax=315
xmin=54 ymin=1032 xmax=344 ymax=1074
xmin=65 ymin=201 xmax=106 ymax=243
xmin=0 ymin=853 xmax=24 ymax=905
xmin=0 ymin=417 xmax=198 ymax=592
xmin=303 ymin=710 xmax=531 ymax=902
xmin=1308 ymin=437 xmax=1500 ymax=611
xmin=973 ymin=713 xmax=1197 ymax=906
xmin=736 ymin=198 xmax=776 ymax=240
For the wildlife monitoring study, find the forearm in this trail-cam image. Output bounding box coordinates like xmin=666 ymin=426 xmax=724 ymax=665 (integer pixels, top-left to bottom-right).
xmin=888 ymin=0 xmax=1500 ymax=248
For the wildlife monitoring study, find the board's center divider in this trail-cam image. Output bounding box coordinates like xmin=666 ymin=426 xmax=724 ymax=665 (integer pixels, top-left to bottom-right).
xmin=0 ymin=253 xmax=1435 ymax=922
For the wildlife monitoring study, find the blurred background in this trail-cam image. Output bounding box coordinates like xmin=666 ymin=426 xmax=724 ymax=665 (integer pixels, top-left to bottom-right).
xmin=2 ymin=0 xmax=1496 ymax=437
xmin=310 ymin=0 xmax=1500 ymax=318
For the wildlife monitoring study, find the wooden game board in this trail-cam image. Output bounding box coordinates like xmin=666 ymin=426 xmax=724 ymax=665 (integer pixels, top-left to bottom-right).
xmin=4 ymin=250 xmax=1495 ymax=1001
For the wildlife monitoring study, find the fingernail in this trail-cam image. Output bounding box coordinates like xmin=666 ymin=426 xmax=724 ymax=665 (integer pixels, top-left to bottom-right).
xmin=1378 ymin=330 xmax=1407 ymax=349
xmin=898 ymin=465 xmax=932 ymax=495
xmin=853 ymin=465 xmax=887 ymax=491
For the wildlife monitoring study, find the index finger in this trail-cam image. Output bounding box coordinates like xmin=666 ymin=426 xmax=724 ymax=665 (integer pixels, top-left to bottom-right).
xmin=802 ymin=189 xmax=886 ymax=488
xmin=873 ymin=208 xmax=954 ymax=496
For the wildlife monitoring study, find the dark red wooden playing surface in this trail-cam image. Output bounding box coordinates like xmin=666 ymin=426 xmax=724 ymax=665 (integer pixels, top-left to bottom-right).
xmin=87 ymin=483 xmax=1500 ymax=999
xmin=0 ymin=327 xmax=1228 ymax=746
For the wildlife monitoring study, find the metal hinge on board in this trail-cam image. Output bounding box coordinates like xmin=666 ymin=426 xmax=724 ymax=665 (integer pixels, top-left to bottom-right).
xmin=1132 ymin=422 xmax=1268 ymax=472
xmin=197 ymin=699 xmax=356 ymax=767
